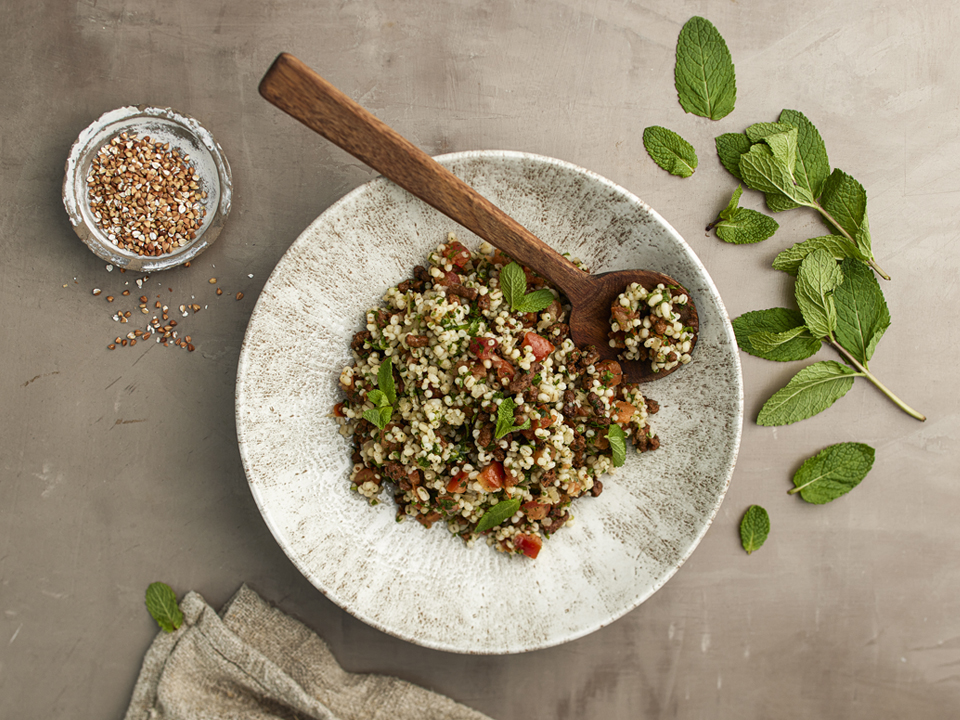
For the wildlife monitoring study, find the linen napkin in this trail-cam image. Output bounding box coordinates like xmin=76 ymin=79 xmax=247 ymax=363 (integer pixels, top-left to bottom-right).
xmin=124 ymin=584 xmax=493 ymax=720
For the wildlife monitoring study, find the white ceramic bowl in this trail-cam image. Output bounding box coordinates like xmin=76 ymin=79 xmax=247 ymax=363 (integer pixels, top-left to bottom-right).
xmin=62 ymin=105 xmax=232 ymax=271
xmin=236 ymin=151 xmax=743 ymax=654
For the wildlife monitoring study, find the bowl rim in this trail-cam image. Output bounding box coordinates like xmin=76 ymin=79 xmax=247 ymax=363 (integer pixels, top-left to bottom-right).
xmin=62 ymin=104 xmax=233 ymax=271
xmin=236 ymin=149 xmax=744 ymax=653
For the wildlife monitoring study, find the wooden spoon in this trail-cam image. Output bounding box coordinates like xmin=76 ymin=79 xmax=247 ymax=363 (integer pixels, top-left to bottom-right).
xmin=259 ymin=52 xmax=698 ymax=383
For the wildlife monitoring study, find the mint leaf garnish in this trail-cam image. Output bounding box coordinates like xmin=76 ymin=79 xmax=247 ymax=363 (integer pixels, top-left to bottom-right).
xmin=779 ymin=109 xmax=830 ymax=201
xmin=757 ymin=361 xmax=860 ymax=426
xmin=674 ymin=16 xmax=736 ymax=120
xmin=739 ymin=505 xmax=769 ymax=554
xmin=715 ymin=133 xmax=751 ymax=179
xmin=378 ymin=357 xmax=397 ymax=405
xmin=739 ymin=143 xmax=817 ymax=207
xmin=795 ymin=249 xmax=843 ymax=340
xmin=820 ymin=169 xmax=872 ymax=257
xmin=606 ymin=424 xmax=626 ymax=467
xmin=772 ymin=235 xmax=865 ymax=276
xmin=709 ymin=184 xmax=779 ymax=244
xmin=642 ymin=126 xmax=698 ymax=178
xmin=145 ymin=582 xmax=183 ymax=633
xmin=833 ymin=258 xmax=890 ymax=365
xmin=499 ymin=262 xmax=555 ymax=313
xmin=731 ymin=308 xmax=820 ymax=362
xmin=789 ymin=442 xmax=876 ymax=504
xmin=474 ymin=498 xmax=521 ymax=534
xmin=495 ymin=397 xmax=530 ymax=439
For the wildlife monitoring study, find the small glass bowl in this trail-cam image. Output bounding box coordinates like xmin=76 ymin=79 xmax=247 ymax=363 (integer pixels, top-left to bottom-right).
xmin=62 ymin=105 xmax=232 ymax=271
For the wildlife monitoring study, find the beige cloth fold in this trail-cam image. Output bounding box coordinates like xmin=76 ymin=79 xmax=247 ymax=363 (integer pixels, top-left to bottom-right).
xmin=124 ymin=585 xmax=493 ymax=720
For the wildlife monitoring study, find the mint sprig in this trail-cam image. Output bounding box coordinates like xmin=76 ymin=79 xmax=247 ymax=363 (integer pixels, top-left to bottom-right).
xmin=495 ymin=397 xmax=530 ymax=439
xmin=789 ymin=442 xmax=876 ymax=504
xmin=145 ymin=582 xmax=183 ymax=633
xmin=707 ymin=184 xmax=779 ymax=244
xmin=499 ymin=263 xmax=554 ymax=313
xmin=606 ymin=424 xmax=626 ymax=467
xmin=642 ymin=126 xmax=698 ymax=178
xmin=739 ymin=505 xmax=769 ymax=554
xmin=363 ymin=357 xmax=396 ymax=431
xmin=674 ymin=16 xmax=736 ymax=120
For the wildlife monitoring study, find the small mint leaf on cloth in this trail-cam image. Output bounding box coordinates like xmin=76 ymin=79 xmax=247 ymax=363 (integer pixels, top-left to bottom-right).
xmin=642 ymin=126 xmax=698 ymax=178
xmin=474 ymin=498 xmax=521 ymax=534
xmin=731 ymin=308 xmax=820 ymax=362
xmin=757 ymin=360 xmax=859 ymax=426
xmin=606 ymin=424 xmax=627 ymax=467
xmin=772 ymin=235 xmax=865 ymax=276
xmin=674 ymin=16 xmax=736 ymax=120
xmin=833 ymin=258 xmax=891 ymax=365
xmin=145 ymin=582 xmax=183 ymax=634
xmin=795 ymin=249 xmax=843 ymax=339
xmin=715 ymin=133 xmax=751 ymax=179
xmin=739 ymin=505 xmax=770 ymax=554
xmin=739 ymin=144 xmax=816 ymax=207
xmin=820 ymin=169 xmax=873 ymax=258
xmin=712 ymin=185 xmax=779 ymax=244
xmin=779 ymin=109 xmax=830 ymax=200
xmin=789 ymin=442 xmax=876 ymax=504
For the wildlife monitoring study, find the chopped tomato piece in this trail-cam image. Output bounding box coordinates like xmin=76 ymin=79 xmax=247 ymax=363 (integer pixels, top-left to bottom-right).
xmin=521 ymin=501 xmax=550 ymax=520
xmin=612 ymin=401 xmax=636 ymax=424
xmin=477 ymin=461 xmax=505 ymax=492
xmin=434 ymin=270 xmax=461 ymax=287
xmin=514 ymin=533 xmax=542 ymax=559
xmin=446 ymin=471 xmax=469 ymax=494
xmin=442 ymin=240 xmax=472 ymax=268
xmin=490 ymin=356 xmax=515 ymax=384
xmin=469 ymin=336 xmax=499 ymax=360
xmin=595 ymin=359 xmax=623 ymax=387
xmin=522 ymin=332 xmax=554 ymax=361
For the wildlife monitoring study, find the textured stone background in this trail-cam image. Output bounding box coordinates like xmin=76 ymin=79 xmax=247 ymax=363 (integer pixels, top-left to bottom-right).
xmin=1 ymin=1 xmax=957 ymax=718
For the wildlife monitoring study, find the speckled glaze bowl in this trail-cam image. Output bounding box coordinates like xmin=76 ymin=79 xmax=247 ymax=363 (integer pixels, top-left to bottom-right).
xmin=62 ymin=105 xmax=232 ymax=271
xmin=235 ymin=151 xmax=743 ymax=654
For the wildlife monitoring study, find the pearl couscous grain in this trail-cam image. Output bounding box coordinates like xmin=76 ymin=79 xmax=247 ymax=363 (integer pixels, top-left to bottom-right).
xmin=335 ymin=234 xmax=661 ymax=558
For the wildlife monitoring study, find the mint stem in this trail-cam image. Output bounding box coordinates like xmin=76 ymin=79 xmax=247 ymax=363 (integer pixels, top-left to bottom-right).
xmin=828 ymin=339 xmax=926 ymax=421
xmin=813 ymin=202 xmax=891 ymax=281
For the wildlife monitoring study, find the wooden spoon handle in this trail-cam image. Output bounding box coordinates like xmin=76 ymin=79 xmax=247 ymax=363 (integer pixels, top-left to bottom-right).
xmin=259 ymin=52 xmax=589 ymax=297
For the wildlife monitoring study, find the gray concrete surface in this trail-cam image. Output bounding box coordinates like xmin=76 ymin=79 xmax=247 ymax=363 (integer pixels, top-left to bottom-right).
xmin=2 ymin=1 xmax=958 ymax=718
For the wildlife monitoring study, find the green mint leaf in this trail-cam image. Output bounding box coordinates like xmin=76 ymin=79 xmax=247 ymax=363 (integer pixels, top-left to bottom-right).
xmin=745 ymin=121 xmax=795 ymax=144
xmin=606 ymin=424 xmax=627 ymax=467
xmin=378 ymin=358 xmax=396 ymax=405
xmin=499 ymin=263 xmax=527 ymax=311
xmin=363 ymin=407 xmax=388 ymax=430
xmin=731 ymin=308 xmax=820 ymax=362
xmin=772 ymin=235 xmax=865 ymax=276
xmin=474 ymin=498 xmax=521 ymax=534
xmin=719 ymin=184 xmax=744 ymax=220
xmin=779 ymin=109 xmax=830 ymax=200
xmin=715 ymin=208 xmax=779 ymax=245
xmin=367 ymin=389 xmax=387 ymax=407
xmin=789 ymin=442 xmax=876 ymax=504
xmin=738 ymin=144 xmax=816 ymax=207
xmin=496 ymin=398 xmax=518 ymax=439
xmin=764 ymin=192 xmax=801 ymax=213
xmin=715 ymin=133 xmax=751 ymax=179
xmin=515 ymin=289 xmax=555 ymax=313
xmin=739 ymin=505 xmax=770 ymax=554
xmin=749 ymin=326 xmax=817 ymax=356
xmin=378 ymin=405 xmax=393 ymax=428
xmin=749 ymin=124 xmax=799 ymax=173
xmin=820 ymin=169 xmax=872 ymax=257
xmin=757 ymin=361 xmax=859 ymax=426
xmin=145 ymin=582 xmax=183 ymax=634
xmin=795 ymin=249 xmax=843 ymax=339
xmin=642 ymin=126 xmax=698 ymax=178
xmin=674 ymin=16 xmax=736 ymax=120
xmin=833 ymin=258 xmax=891 ymax=365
